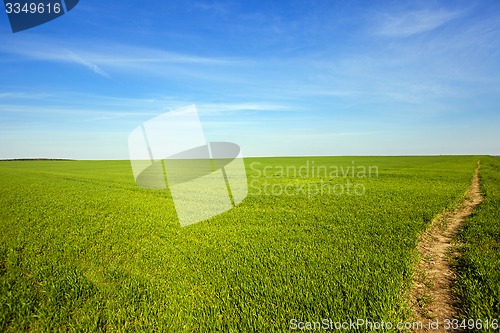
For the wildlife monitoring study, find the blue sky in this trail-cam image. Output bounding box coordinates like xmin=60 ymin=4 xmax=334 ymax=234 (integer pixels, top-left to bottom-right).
xmin=0 ymin=0 xmax=499 ymax=159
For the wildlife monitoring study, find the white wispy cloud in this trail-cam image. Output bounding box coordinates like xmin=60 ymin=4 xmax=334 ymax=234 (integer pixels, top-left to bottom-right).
xmin=191 ymin=1 xmax=232 ymax=15
xmin=0 ymin=36 xmax=241 ymax=80
xmin=88 ymin=45 xmax=237 ymax=66
xmin=375 ymin=8 xmax=463 ymax=37
xmin=198 ymin=102 xmax=293 ymax=115
xmin=0 ymin=104 xmax=159 ymax=118
xmin=65 ymin=50 xmax=111 ymax=79
xmin=0 ymin=92 xmax=293 ymax=120
xmin=0 ymin=38 xmax=111 ymax=78
xmin=0 ymin=92 xmax=52 ymax=99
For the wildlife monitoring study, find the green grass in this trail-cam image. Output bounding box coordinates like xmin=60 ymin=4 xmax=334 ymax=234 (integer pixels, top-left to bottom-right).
xmin=454 ymin=156 xmax=500 ymax=330
xmin=0 ymin=156 xmax=481 ymax=331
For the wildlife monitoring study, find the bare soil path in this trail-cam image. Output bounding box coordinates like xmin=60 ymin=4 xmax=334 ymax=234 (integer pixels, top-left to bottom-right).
xmin=410 ymin=161 xmax=483 ymax=332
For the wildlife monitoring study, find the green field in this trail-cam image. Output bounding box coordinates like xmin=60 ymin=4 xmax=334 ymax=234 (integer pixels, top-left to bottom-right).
xmin=0 ymin=156 xmax=494 ymax=331
xmin=454 ymin=156 xmax=500 ymax=327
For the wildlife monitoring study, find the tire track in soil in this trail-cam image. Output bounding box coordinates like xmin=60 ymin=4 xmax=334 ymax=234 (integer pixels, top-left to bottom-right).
xmin=410 ymin=161 xmax=483 ymax=332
